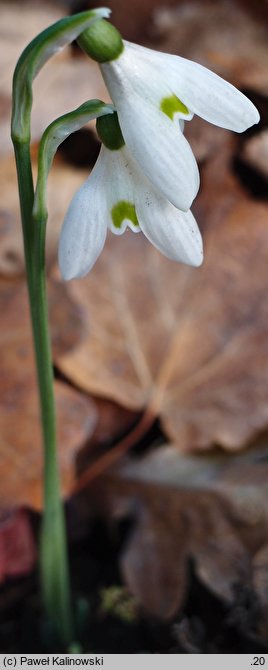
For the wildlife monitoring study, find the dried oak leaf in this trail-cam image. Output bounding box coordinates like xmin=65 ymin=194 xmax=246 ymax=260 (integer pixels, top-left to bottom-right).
xmin=88 ymin=444 xmax=268 ymax=627
xmin=0 ymin=279 xmax=97 ymax=510
xmin=56 ymin=140 xmax=268 ymax=452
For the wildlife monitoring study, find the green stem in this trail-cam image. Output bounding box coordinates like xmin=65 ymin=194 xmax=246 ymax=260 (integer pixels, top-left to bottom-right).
xmin=13 ymin=142 xmax=35 ymax=280
xmin=13 ymin=141 xmax=73 ymax=645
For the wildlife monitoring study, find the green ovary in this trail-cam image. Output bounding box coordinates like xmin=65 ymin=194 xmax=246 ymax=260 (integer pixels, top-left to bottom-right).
xmin=160 ymin=94 xmax=189 ymax=119
xmin=111 ymin=201 xmax=139 ymax=230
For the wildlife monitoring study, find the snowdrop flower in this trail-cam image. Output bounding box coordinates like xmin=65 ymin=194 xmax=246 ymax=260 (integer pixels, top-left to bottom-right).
xmin=100 ymin=41 xmax=259 ymax=211
xmin=58 ymin=112 xmax=203 ymax=280
xmin=79 ymin=22 xmax=259 ymax=212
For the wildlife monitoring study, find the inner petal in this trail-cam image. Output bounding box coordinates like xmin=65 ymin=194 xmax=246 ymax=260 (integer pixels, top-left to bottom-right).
xmin=111 ymin=200 xmax=140 ymax=234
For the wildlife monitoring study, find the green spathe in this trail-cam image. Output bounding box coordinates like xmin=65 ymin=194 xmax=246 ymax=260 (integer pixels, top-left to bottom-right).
xmin=78 ymin=19 xmax=123 ymax=63
xmin=11 ymin=9 xmax=109 ymax=143
xmin=111 ymin=201 xmax=139 ymax=229
xmin=160 ymin=94 xmax=189 ymax=119
xmin=96 ymin=112 xmax=125 ymax=150
xmin=34 ymin=99 xmax=114 ymax=221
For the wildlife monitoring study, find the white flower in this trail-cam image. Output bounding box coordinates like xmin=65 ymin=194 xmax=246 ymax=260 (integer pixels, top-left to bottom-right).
xmin=100 ymin=41 xmax=260 ymax=211
xmin=58 ymin=141 xmax=203 ymax=280
xmin=59 ymin=40 xmax=260 ymax=280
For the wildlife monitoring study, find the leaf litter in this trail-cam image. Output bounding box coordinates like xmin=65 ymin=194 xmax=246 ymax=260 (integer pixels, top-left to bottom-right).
xmin=87 ymin=442 xmax=268 ymax=642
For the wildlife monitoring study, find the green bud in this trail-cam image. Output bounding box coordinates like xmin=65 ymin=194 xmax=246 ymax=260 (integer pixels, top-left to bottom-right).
xmin=96 ymin=112 xmax=125 ymax=150
xmin=33 ymin=99 xmax=114 ymax=221
xmin=78 ymin=19 xmax=123 ymax=63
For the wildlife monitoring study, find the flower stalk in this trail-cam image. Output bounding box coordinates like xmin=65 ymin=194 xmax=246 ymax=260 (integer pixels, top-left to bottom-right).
xmin=11 ymin=9 xmax=112 ymax=647
xmin=13 ymin=102 xmax=114 ymax=644
xmin=13 ymin=137 xmax=73 ymax=645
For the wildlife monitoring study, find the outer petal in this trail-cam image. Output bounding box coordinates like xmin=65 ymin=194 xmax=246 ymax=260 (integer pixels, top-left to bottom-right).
xmin=58 ymin=147 xmax=108 ymax=279
xmin=102 ymin=43 xmax=190 ymax=115
xmin=135 ymin=184 xmax=203 ymax=267
xmin=101 ymin=57 xmax=200 ymax=212
xmin=121 ymin=42 xmax=260 ymax=133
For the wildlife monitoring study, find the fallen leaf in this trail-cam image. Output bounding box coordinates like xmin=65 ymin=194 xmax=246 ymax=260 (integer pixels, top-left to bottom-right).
xmin=0 ymin=509 xmax=36 ymax=583
xmin=151 ymin=0 xmax=268 ymax=94
xmin=89 ymin=0 xmax=176 ymax=41
xmin=88 ymin=443 xmax=268 ymax=633
xmin=0 ymin=279 xmax=97 ymax=510
xmin=76 ymin=398 xmax=139 ymax=475
xmin=56 ymin=136 xmax=268 ymax=452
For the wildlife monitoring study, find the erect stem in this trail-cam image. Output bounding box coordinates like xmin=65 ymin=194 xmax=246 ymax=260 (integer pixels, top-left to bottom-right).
xmin=13 ymin=140 xmax=73 ymax=645
xmin=13 ymin=142 xmax=35 ymax=281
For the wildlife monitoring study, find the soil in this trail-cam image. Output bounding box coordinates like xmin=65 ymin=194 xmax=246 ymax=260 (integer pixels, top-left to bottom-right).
xmin=1 ymin=517 xmax=268 ymax=654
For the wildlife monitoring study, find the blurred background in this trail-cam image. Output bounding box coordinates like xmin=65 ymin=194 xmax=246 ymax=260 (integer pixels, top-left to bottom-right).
xmin=1 ymin=0 xmax=268 ymax=654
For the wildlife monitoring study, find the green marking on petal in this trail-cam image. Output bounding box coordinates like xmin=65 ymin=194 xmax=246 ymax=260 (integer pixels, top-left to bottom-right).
xmin=111 ymin=201 xmax=139 ymax=229
xmin=160 ymin=94 xmax=189 ymax=120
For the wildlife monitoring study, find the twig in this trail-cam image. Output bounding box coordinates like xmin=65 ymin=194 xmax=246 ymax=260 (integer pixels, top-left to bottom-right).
xmin=72 ymin=408 xmax=155 ymax=494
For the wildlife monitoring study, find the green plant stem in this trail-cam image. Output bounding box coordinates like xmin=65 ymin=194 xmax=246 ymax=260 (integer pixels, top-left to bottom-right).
xmin=13 ymin=141 xmax=73 ymax=646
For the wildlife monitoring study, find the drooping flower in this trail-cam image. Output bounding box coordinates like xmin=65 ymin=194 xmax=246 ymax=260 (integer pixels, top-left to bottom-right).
xmin=60 ymin=23 xmax=260 ymax=280
xmin=58 ymin=112 xmax=203 ymax=280
xmin=99 ymin=40 xmax=260 ymax=212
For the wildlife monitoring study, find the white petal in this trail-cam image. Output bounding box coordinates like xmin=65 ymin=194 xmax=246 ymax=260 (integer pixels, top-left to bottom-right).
xmin=135 ymin=185 xmax=203 ymax=267
xmin=58 ymin=147 xmax=107 ymax=279
xmin=122 ymin=96 xmax=199 ymax=211
xmin=101 ymin=147 xmax=140 ymax=235
xmin=164 ymin=56 xmax=260 ymax=132
xmin=102 ymin=43 xmax=191 ymax=119
xmin=121 ymin=42 xmax=259 ymax=132
xmin=101 ymin=61 xmax=199 ymax=211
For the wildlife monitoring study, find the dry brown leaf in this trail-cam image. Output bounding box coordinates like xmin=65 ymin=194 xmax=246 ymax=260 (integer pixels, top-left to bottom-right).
xmin=77 ymin=397 xmax=139 ymax=474
xmin=88 ymin=444 xmax=268 ymax=630
xmin=89 ymin=0 xmax=268 ymax=45
xmin=0 ymin=279 xmax=97 ymax=510
xmin=90 ymin=0 xmax=175 ymax=41
xmin=152 ymin=0 xmax=268 ymax=94
xmin=0 ymin=153 xmax=88 ymax=277
xmin=56 ymin=136 xmax=268 ymax=452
